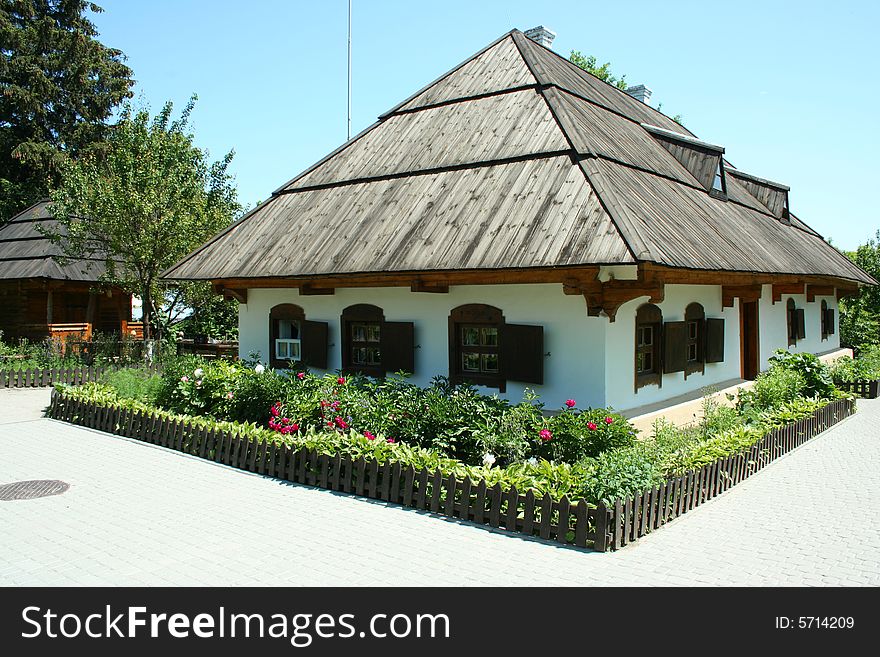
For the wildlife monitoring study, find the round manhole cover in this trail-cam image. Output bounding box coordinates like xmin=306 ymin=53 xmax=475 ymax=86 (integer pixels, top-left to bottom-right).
xmin=0 ymin=480 xmax=69 ymax=501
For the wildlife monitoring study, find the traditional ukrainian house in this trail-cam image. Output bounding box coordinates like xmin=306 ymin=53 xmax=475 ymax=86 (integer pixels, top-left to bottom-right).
xmin=0 ymin=200 xmax=135 ymax=342
xmin=163 ymin=28 xmax=875 ymax=415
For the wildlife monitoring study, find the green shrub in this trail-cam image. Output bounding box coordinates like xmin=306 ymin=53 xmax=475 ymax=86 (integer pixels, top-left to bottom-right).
xmin=737 ymin=367 xmax=806 ymax=416
xmin=101 ymin=368 xmax=163 ymax=404
xmin=767 ymin=349 xmax=835 ymax=398
xmin=53 ymin=383 xmax=848 ymax=505
xmin=830 ymin=346 xmax=880 ymax=382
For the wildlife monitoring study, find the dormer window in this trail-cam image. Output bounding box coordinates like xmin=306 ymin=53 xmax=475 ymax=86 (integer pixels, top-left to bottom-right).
xmin=712 ymin=161 xmax=726 ymax=194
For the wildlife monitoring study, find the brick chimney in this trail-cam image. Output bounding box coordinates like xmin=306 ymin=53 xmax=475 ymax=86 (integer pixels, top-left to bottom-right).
xmin=625 ymin=84 xmax=652 ymax=104
xmin=524 ymin=25 xmax=556 ymax=49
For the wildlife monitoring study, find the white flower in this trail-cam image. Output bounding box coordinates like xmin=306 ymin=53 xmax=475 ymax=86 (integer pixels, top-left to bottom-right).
xmin=254 ymin=364 xmax=265 ymax=374
xmin=482 ymin=453 xmax=496 ymax=467
xmin=527 ymin=457 xmax=538 ymax=467
xmin=193 ymin=368 xmax=204 ymax=378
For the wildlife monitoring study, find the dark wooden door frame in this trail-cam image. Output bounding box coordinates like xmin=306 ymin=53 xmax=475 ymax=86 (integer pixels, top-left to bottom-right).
xmin=739 ymin=299 xmax=760 ymax=380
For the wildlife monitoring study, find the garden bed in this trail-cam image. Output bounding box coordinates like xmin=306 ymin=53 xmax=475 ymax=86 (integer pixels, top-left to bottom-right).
xmin=46 ymin=389 xmax=855 ymax=552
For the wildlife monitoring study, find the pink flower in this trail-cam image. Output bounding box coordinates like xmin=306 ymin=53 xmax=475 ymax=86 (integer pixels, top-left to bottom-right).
xmin=330 ymin=401 xmax=340 ymax=410
xmin=282 ymin=417 xmax=290 ymax=424
xmin=335 ymin=416 xmax=348 ymax=429
xmin=587 ymin=422 xmax=598 ymax=431
xmin=539 ymin=429 xmax=552 ymax=442
xmin=280 ymin=426 xmax=291 ymax=435
xmin=327 ymin=421 xmax=335 ymax=428
xmin=291 ymin=423 xmax=299 ymax=432
xmin=226 ymin=391 xmax=234 ymax=399
xmin=336 ymin=376 xmax=346 ymax=385
xmin=386 ymin=438 xmax=395 ymax=444
xmin=363 ymin=430 xmax=375 ymax=440
xmin=297 ymin=372 xmax=305 ymax=380
xmin=180 ymin=376 xmax=189 ymax=382
xmin=565 ymin=399 xmax=576 ymax=408
xmin=270 ymin=405 xmax=280 ymax=417
xmin=605 ymin=416 xmax=613 ymax=425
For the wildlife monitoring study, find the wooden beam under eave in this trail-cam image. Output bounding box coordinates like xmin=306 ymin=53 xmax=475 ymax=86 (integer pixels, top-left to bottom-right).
xmin=300 ymin=285 xmax=335 ymax=296
xmin=411 ymin=281 xmax=449 ymax=293
xmin=212 ymin=283 xmax=248 ymax=304
xmin=806 ymin=284 xmax=835 ymax=302
xmin=722 ymin=284 xmax=762 ymax=308
xmin=772 ymin=282 xmax=805 ymax=304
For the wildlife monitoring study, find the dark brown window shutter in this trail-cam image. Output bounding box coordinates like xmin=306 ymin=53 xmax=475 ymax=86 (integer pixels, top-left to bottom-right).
xmin=826 ymin=309 xmax=835 ymax=335
xmin=705 ymin=318 xmax=725 ymax=363
xmin=796 ymin=308 xmax=806 ymax=340
xmin=301 ymin=320 xmax=328 ymax=369
xmin=381 ymin=321 xmax=415 ymax=374
xmin=501 ymin=323 xmax=543 ymax=385
xmin=663 ymin=321 xmax=687 ymax=373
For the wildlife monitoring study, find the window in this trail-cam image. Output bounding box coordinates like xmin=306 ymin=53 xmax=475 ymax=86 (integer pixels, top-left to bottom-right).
xmin=341 ymin=304 xmax=384 ymax=376
xmin=340 ymin=304 xmax=415 ymax=376
xmin=786 ymin=298 xmax=805 ymax=346
xmin=711 ymin=160 xmax=727 ymax=197
xmin=269 ymin=304 xmax=329 ymax=370
xmin=450 ymin=305 xmax=504 ymax=389
xmin=684 ymin=302 xmax=705 ymax=377
xmin=275 ymin=318 xmax=301 ymax=361
xmin=635 ymin=304 xmax=662 ymax=389
xmin=449 ymin=305 xmax=544 ymax=391
xmin=820 ymin=300 xmax=835 ymax=340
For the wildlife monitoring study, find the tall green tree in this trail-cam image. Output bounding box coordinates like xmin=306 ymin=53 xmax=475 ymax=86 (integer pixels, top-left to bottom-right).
xmin=569 ymin=49 xmax=684 ymax=125
xmin=839 ymin=231 xmax=880 ymax=349
xmin=568 ymin=50 xmax=628 ymax=89
xmin=0 ymin=0 xmax=133 ymax=222
xmin=48 ymin=96 xmax=241 ymax=341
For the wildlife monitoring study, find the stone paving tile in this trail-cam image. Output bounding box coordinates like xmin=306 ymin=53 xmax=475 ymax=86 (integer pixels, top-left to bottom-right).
xmin=0 ymin=388 xmax=878 ymax=586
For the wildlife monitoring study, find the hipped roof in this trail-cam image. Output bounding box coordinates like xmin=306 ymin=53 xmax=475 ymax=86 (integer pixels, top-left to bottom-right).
xmin=164 ymin=30 xmax=874 ymax=286
xmin=0 ymin=200 xmax=107 ymax=282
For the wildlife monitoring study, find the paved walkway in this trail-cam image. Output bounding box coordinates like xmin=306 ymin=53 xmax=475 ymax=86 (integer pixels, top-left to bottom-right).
xmin=1 ymin=388 xmax=878 ymax=586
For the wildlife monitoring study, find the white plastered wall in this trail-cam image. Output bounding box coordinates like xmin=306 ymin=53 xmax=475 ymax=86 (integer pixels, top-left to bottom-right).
xmin=604 ymin=284 xmax=742 ymax=412
xmin=757 ymin=284 xmax=840 ymax=368
xmin=238 ymin=284 xmax=607 ymax=409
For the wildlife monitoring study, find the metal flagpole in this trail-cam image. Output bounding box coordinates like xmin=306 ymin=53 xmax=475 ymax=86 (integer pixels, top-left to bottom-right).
xmin=347 ymin=0 xmax=352 ymax=141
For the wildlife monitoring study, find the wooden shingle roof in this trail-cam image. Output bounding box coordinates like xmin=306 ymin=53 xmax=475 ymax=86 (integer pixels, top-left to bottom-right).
xmin=163 ymin=30 xmax=874 ymax=286
xmin=0 ymin=200 xmax=106 ymax=281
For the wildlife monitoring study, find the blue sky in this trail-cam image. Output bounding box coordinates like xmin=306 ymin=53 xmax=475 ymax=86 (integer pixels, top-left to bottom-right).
xmin=92 ymin=0 xmax=878 ymax=250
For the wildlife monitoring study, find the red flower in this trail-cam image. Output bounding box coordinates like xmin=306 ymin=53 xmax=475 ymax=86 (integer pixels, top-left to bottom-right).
xmin=335 ymin=416 xmax=348 ymax=429
xmin=270 ymin=405 xmax=280 ymax=417
xmin=587 ymin=422 xmax=598 ymax=431
xmin=386 ymin=438 xmax=396 ymax=444
xmin=539 ymin=429 xmax=552 ymax=442
xmin=291 ymin=423 xmax=299 ymax=432
xmin=605 ymin=416 xmax=614 ymax=425
xmin=337 ymin=376 xmax=346 ymax=385
xmin=297 ymin=372 xmax=305 ymax=380
xmin=282 ymin=417 xmax=290 ymax=424
xmin=565 ymin=399 xmax=576 ymax=408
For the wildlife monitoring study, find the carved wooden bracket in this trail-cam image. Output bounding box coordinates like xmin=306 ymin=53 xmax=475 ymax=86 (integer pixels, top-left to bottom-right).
xmin=771 ymin=282 xmax=804 ymax=303
xmin=836 ymin=287 xmax=858 ymax=301
xmin=411 ymin=281 xmax=449 ymax=293
xmin=300 ymin=284 xmax=335 ymax=296
xmin=722 ymin=284 xmax=762 ymax=308
xmin=212 ymin=283 xmax=248 ymax=304
xmin=806 ymin=284 xmax=835 ymax=302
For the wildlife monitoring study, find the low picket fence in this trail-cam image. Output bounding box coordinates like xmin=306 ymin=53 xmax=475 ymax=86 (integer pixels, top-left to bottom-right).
xmin=834 ymin=379 xmax=879 ymax=399
xmin=46 ymin=391 xmax=856 ymax=552
xmin=47 ymin=390 xmax=611 ymax=550
xmin=1 ymin=367 xmax=113 ymax=388
xmin=607 ymin=397 xmax=856 ymax=549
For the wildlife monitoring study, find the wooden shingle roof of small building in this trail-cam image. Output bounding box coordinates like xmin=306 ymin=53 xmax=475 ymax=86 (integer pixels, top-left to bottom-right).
xmin=163 ymin=30 xmax=874 ymax=286
xmin=0 ymin=200 xmax=106 ymax=281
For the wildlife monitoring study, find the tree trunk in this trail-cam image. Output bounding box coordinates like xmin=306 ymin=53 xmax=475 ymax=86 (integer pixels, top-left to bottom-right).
xmin=142 ymin=286 xmax=152 ymax=342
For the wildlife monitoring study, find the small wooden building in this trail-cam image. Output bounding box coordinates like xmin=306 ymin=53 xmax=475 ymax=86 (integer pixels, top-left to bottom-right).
xmin=0 ymin=200 xmax=133 ymax=342
xmin=163 ymin=29 xmax=875 ymax=413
